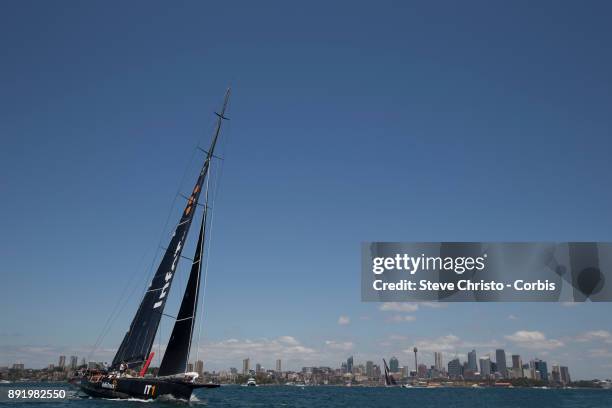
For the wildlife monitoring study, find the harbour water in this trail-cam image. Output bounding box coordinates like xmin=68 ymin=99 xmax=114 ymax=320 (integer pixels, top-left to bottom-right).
xmin=2 ymin=383 xmax=612 ymax=408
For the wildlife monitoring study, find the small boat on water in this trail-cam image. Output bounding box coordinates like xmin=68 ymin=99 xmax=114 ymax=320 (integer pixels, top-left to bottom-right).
xmin=79 ymin=90 xmax=231 ymax=400
xmin=243 ymin=377 xmax=257 ymax=387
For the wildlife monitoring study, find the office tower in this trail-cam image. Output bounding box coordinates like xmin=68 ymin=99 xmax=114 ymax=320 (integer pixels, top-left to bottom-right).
xmin=511 ymin=354 xmax=522 ymax=377
xmin=479 ymin=357 xmax=491 ymax=377
xmin=58 ymin=355 xmax=66 ymax=369
xmin=448 ymin=358 xmax=462 ymax=379
xmin=12 ymin=363 xmax=24 ymax=370
xmin=195 ymin=360 xmax=204 ymax=376
xmin=389 ymin=356 xmax=399 ymax=373
xmin=243 ymin=358 xmax=250 ymax=375
xmin=256 ymin=363 xmax=262 ymax=373
xmin=560 ymin=366 xmax=571 ymax=385
xmin=413 ymin=347 xmax=418 ymax=376
xmin=534 ymin=359 xmax=548 ymax=382
xmin=434 ymin=352 xmax=443 ymax=372
xmin=80 ymin=358 xmax=86 ymax=367
xmin=468 ymin=349 xmax=478 ymax=371
xmin=69 ymin=356 xmax=78 ymax=370
xmin=551 ymin=365 xmax=561 ymax=383
xmin=417 ymin=363 xmax=428 ymax=378
xmin=347 ymin=356 xmax=354 ymax=374
xmin=276 ymin=359 xmax=282 ymax=372
xmin=495 ymin=349 xmax=507 ymax=378
xmin=366 ymin=361 xmax=374 ymax=378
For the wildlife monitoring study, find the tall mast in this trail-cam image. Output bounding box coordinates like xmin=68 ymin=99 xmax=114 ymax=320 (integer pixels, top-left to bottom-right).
xmin=111 ymin=90 xmax=231 ymax=369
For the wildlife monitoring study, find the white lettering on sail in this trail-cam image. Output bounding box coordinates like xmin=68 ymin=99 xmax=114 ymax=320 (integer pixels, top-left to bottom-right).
xmin=153 ymin=238 xmax=184 ymax=309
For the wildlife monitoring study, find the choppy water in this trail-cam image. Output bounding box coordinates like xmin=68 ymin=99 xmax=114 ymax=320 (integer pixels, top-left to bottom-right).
xmin=2 ymin=383 xmax=612 ymax=408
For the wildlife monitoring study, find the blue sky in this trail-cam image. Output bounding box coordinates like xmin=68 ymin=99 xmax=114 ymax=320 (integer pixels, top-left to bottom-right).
xmin=1 ymin=1 xmax=612 ymax=379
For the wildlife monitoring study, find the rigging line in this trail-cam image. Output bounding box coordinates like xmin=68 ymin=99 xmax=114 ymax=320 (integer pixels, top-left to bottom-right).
xmin=88 ymin=142 xmax=204 ymax=361
xmin=195 ymin=149 xmax=224 ymax=365
xmin=88 ymin=243 xmax=155 ymax=360
xmin=191 ymin=167 xmax=210 ymax=370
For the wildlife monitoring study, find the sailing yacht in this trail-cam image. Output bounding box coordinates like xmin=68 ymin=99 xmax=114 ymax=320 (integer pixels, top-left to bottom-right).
xmin=80 ymin=90 xmax=231 ymax=400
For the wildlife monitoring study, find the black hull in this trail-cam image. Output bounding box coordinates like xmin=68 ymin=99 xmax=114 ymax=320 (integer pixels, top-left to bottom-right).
xmin=80 ymin=377 xmax=219 ymax=400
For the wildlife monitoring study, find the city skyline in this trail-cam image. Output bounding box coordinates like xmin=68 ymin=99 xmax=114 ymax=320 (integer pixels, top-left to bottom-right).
xmin=2 ymin=0 xmax=612 ymax=383
xmin=0 ymin=339 xmax=595 ymax=382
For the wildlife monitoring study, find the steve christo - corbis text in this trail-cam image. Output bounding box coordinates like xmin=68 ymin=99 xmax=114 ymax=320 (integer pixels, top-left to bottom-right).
xmin=371 ymin=253 xmax=556 ymax=293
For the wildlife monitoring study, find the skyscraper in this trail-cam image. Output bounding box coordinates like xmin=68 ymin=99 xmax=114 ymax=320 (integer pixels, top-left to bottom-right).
xmin=534 ymin=359 xmax=548 ymax=382
xmin=468 ymin=350 xmax=477 ymax=371
xmin=495 ymin=349 xmax=507 ymax=378
xmin=389 ymin=356 xmax=399 ymax=373
xmin=69 ymin=356 xmax=78 ymax=370
xmin=551 ymin=365 xmax=561 ymax=383
xmin=256 ymin=363 xmax=262 ymax=373
xmin=243 ymin=358 xmax=250 ymax=375
xmin=58 ymin=355 xmax=66 ymax=369
xmin=434 ymin=352 xmax=443 ymax=372
xmin=448 ymin=358 xmax=462 ymax=379
xmin=195 ymin=360 xmax=204 ymax=376
xmin=560 ymin=366 xmax=571 ymax=385
xmin=276 ymin=359 xmax=282 ymax=372
xmin=366 ymin=361 xmax=374 ymax=378
xmin=511 ymin=354 xmax=522 ymax=369
xmin=347 ymin=356 xmax=354 ymax=374
xmin=479 ymin=357 xmax=491 ymax=377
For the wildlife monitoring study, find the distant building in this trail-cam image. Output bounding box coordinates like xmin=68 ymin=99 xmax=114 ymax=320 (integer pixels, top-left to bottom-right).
xmin=276 ymin=359 xmax=282 ymax=372
xmin=366 ymin=361 xmax=374 ymax=378
xmin=389 ymin=356 xmax=399 ymax=373
xmin=417 ymin=363 xmax=428 ymax=378
xmin=195 ymin=360 xmax=204 ymax=376
xmin=69 ymin=356 xmax=78 ymax=370
xmin=551 ymin=365 xmax=561 ymax=383
xmin=347 ymin=356 xmax=354 ymax=374
xmin=560 ymin=366 xmax=571 ymax=385
xmin=256 ymin=363 xmax=262 ymax=373
xmin=58 ymin=355 xmax=66 ymax=369
xmin=187 ymin=363 xmax=194 ymax=373
xmin=479 ymin=357 xmax=491 ymax=377
xmin=495 ymin=349 xmax=507 ymax=378
xmin=243 ymin=358 xmax=250 ymax=375
xmin=534 ymin=359 xmax=548 ymax=382
xmin=448 ymin=358 xmax=462 ymax=379
xmin=434 ymin=352 xmax=443 ymax=372
xmin=12 ymin=363 xmax=24 ymax=370
xmin=468 ymin=350 xmax=478 ymax=371
xmin=80 ymin=358 xmax=86 ymax=367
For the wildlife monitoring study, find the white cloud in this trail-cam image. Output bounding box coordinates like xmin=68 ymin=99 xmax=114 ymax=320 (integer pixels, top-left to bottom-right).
xmin=338 ymin=316 xmax=351 ymax=325
xmin=324 ymin=341 xmax=354 ymax=351
xmin=588 ymin=349 xmax=612 ymax=358
xmin=508 ymin=314 xmax=518 ymax=320
xmin=576 ymin=331 xmax=612 ymax=343
xmin=379 ymin=303 xmax=419 ymax=313
xmin=504 ymin=330 xmax=564 ymax=350
xmin=420 ymin=302 xmax=448 ymax=309
xmin=387 ymin=315 xmax=416 ymax=323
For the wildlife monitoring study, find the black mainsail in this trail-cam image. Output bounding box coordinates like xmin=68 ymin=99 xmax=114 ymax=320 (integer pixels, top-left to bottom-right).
xmin=111 ymin=89 xmax=230 ymax=370
xmin=383 ymin=359 xmax=397 ymax=386
xmin=157 ymin=191 xmax=208 ymax=376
